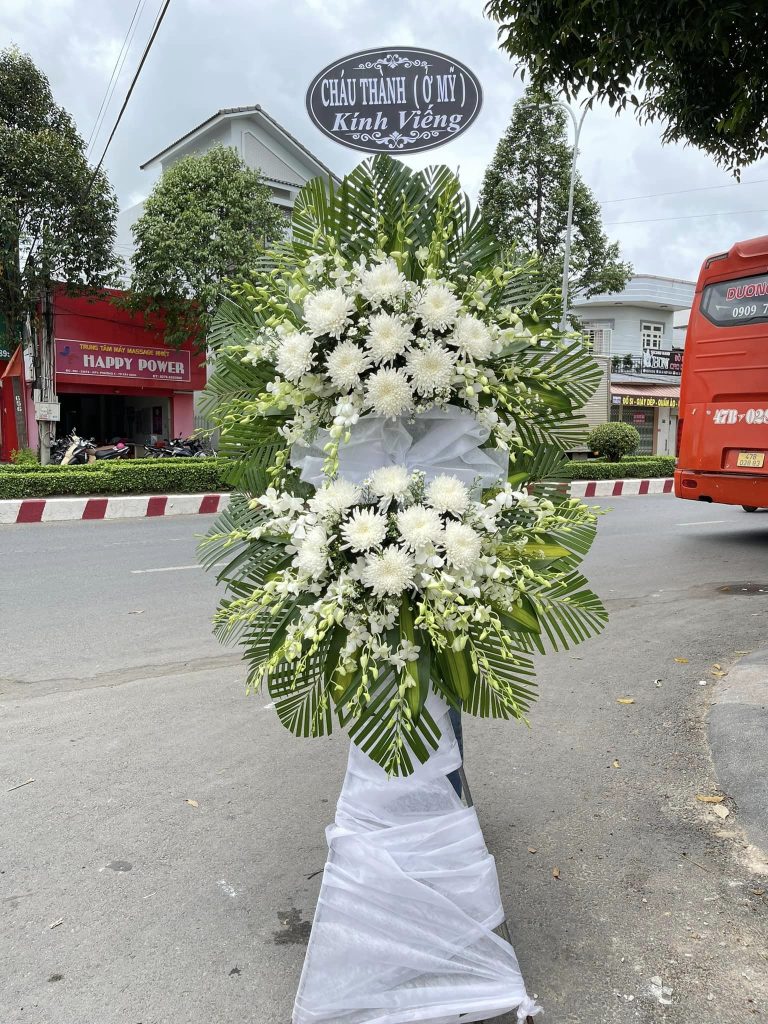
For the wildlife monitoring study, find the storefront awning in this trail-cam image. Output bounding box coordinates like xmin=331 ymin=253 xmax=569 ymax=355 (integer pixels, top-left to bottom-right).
xmin=612 ymin=384 xmax=679 ymax=399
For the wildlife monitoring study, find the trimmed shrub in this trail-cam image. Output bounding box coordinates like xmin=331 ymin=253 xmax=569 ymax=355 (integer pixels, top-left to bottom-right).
xmin=101 ymin=460 xmax=229 ymax=494
xmin=587 ymin=422 xmax=641 ymax=462
xmin=565 ymin=456 xmax=675 ymax=480
xmin=0 ymin=470 xmax=114 ymax=499
xmin=0 ymin=459 xmax=231 ymax=499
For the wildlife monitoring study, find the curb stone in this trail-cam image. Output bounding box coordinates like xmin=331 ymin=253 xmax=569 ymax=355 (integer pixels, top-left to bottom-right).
xmin=0 ymin=492 xmax=231 ymax=525
xmin=0 ymin=478 xmax=674 ymax=524
xmin=709 ymin=650 xmax=768 ymax=853
xmin=568 ymin=477 xmax=674 ymax=499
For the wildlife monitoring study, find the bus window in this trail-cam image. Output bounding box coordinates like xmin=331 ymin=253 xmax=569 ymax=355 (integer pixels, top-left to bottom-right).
xmin=700 ymin=271 xmax=768 ymax=328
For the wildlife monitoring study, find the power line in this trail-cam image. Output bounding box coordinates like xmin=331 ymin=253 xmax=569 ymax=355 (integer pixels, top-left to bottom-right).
xmin=86 ymin=0 xmax=148 ymax=156
xmin=90 ymin=0 xmax=172 ymax=184
xmin=21 ymin=0 xmax=171 ymax=280
xmin=604 ymin=208 xmax=768 ymax=226
xmin=600 ymin=176 xmax=768 ymax=205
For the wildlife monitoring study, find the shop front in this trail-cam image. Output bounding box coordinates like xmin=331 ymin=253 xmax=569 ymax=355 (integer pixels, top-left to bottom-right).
xmin=610 ymin=385 xmax=679 ymax=455
xmin=0 ymin=289 xmax=206 ymax=461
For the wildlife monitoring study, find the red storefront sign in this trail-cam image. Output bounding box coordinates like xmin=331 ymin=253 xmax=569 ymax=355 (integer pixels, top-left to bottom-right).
xmin=57 ymin=339 xmax=191 ymax=383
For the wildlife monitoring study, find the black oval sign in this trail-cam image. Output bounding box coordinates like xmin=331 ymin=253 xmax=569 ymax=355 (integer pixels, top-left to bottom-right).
xmin=306 ymin=47 xmax=483 ymax=154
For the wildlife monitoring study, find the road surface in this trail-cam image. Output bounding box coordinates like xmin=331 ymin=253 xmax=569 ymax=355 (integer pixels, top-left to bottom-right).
xmin=1 ymin=497 xmax=767 ymax=1023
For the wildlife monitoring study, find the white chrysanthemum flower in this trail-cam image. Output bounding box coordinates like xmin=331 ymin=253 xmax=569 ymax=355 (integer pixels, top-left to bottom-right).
xmin=366 ymin=312 xmax=413 ymax=364
xmin=358 ymin=258 xmax=407 ymax=305
xmin=405 ymin=343 xmax=457 ymax=395
xmin=361 ymin=546 xmax=415 ymax=597
xmin=425 ymin=474 xmax=470 ymax=515
xmin=369 ymin=464 xmax=411 ymax=501
xmin=294 ymin=525 xmax=329 ymax=576
xmin=325 ymin=341 xmax=370 ymax=390
xmin=275 ymin=332 xmax=314 ymax=382
xmin=396 ymin=504 xmax=443 ymax=549
xmin=340 ymin=507 xmax=389 ymax=551
xmin=450 ymin=314 xmax=494 ymax=360
xmin=443 ymin=521 xmax=482 ymax=570
xmin=365 ymin=367 xmax=414 ymax=419
xmin=309 ymin=479 xmax=362 ymax=517
xmin=414 ymin=281 xmax=462 ymax=331
xmin=304 ymin=287 xmax=355 ymax=339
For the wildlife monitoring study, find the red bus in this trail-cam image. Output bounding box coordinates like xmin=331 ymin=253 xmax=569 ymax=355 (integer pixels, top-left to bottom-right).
xmin=675 ymin=235 xmax=768 ymax=511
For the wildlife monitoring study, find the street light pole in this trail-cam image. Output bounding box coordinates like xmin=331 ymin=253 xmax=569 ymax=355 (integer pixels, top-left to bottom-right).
xmin=558 ymin=103 xmax=588 ymax=331
xmin=517 ymin=98 xmax=588 ymax=330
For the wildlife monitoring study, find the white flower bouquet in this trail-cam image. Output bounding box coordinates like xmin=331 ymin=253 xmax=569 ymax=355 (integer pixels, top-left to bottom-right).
xmin=200 ymin=156 xmax=608 ymax=775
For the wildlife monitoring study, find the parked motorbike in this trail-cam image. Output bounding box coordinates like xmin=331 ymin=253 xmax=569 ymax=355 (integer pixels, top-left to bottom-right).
xmin=90 ymin=440 xmax=131 ymax=461
xmin=59 ymin=434 xmax=131 ymax=465
xmin=60 ymin=433 xmax=94 ymax=465
xmin=143 ymin=435 xmax=215 ymax=458
xmin=50 ymin=432 xmax=75 ymax=465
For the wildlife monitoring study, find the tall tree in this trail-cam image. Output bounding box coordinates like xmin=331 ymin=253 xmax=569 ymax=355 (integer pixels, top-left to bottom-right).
xmin=485 ymin=0 xmax=768 ymax=173
xmin=129 ymin=145 xmax=286 ymax=348
xmin=479 ymin=86 xmax=631 ymax=299
xmin=0 ymin=46 xmax=120 ymax=457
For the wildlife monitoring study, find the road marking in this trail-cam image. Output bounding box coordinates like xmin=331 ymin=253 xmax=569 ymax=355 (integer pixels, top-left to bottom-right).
xmin=676 ymin=520 xmax=729 ymax=527
xmin=131 ymin=560 xmax=225 ymax=575
xmin=131 ymin=564 xmax=202 ymax=574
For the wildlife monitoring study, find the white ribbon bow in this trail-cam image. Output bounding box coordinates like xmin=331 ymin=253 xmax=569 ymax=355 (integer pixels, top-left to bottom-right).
xmin=291 ymin=405 xmax=508 ymax=488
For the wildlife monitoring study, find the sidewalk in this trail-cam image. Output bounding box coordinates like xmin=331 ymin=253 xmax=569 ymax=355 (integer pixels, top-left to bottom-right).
xmin=709 ymin=650 xmax=768 ymax=852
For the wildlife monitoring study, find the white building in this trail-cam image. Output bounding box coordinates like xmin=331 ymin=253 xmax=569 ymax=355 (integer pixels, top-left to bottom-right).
xmin=116 ymin=104 xmax=339 ymax=259
xmin=572 ymin=274 xmax=695 ymax=454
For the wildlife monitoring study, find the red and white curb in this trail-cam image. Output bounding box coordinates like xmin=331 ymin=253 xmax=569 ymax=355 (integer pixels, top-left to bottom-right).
xmin=569 ymin=477 xmax=674 ymax=499
xmin=0 ymin=478 xmax=674 ymax=524
xmin=0 ymin=492 xmax=231 ymax=525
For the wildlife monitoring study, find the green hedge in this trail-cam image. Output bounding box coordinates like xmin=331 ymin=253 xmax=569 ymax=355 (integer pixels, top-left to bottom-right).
xmin=0 ymin=459 xmax=231 ymax=499
xmin=565 ymin=456 xmax=675 ymax=480
xmin=0 ymin=470 xmax=115 ymax=499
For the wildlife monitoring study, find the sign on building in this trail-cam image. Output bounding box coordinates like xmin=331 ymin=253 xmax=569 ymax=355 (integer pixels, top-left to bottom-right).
xmin=56 ymin=339 xmax=191 ymax=384
xmin=641 ymin=348 xmax=683 ymax=376
xmin=306 ymin=47 xmax=482 ymax=153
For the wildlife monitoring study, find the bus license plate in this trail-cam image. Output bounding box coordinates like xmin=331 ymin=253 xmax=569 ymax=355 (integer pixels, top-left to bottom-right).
xmin=737 ymin=452 xmax=765 ymax=468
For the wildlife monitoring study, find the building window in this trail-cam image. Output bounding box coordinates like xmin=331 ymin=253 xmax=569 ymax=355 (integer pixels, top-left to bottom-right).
xmin=641 ymin=321 xmax=664 ymax=350
xmin=582 ymin=320 xmax=613 ymax=355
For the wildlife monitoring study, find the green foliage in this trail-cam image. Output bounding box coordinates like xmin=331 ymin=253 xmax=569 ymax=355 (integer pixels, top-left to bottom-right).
xmin=0 ymin=469 xmax=113 ymax=498
xmin=0 ymin=46 xmax=120 ymax=340
xmin=566 ymin=456 xmax=674 ymax=480
xmin=0 ymin=459 xmax=230 ymax=497
xmin=485 ymin=0 xmax=766 ymax=172
xmin=587 ymin=422 xmax=640 ymax=462
xmin=10 ymin=446 xmax=38 ymax=465
xmin=129 ymin=145 xmax=286 ymax=347
xmin=479 ymin=85 xmax=632 ymax=299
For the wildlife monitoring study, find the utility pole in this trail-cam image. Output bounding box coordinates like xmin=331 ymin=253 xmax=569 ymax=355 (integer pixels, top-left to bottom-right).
xmin=519 ymin=98 xmax=588 ymax=330
xmin=35 ymin=287 xmax=58 ymax=464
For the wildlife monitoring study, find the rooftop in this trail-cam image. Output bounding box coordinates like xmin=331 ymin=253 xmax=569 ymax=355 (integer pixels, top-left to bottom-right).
xmin=140 ymin=104 xmax=340 ymax=183
xmin=573 ymin=274 xmax=695 ymax=312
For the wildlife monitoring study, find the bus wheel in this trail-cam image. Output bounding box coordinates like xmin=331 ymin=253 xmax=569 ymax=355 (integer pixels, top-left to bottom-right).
xmin=742 ymin=505 xmax=759 ymax=512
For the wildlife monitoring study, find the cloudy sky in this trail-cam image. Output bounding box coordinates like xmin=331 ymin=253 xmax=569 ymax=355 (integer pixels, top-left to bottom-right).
xmin=4 ymin=0 xmax=768 ymax=283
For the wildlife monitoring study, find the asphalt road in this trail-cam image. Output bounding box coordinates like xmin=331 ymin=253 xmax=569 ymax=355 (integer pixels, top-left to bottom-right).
xmin=1 ymin=497 xmax=767 ymax=1024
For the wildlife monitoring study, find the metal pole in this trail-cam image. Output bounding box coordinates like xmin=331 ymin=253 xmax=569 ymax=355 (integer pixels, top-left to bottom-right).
xmin=559 ymin=105 xmax=588 ymax=331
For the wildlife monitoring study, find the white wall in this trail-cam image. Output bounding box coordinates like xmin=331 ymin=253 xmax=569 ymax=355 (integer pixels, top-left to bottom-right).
xmin=577 ymin=304 xmax=677 ymax=359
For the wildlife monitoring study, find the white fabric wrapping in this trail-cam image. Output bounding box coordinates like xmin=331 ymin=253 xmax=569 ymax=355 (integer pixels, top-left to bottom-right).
xmin=293 ymin=694 xmax=541 ymax=1024
xmin=291 ymin=405 xmax=509 ymax=489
